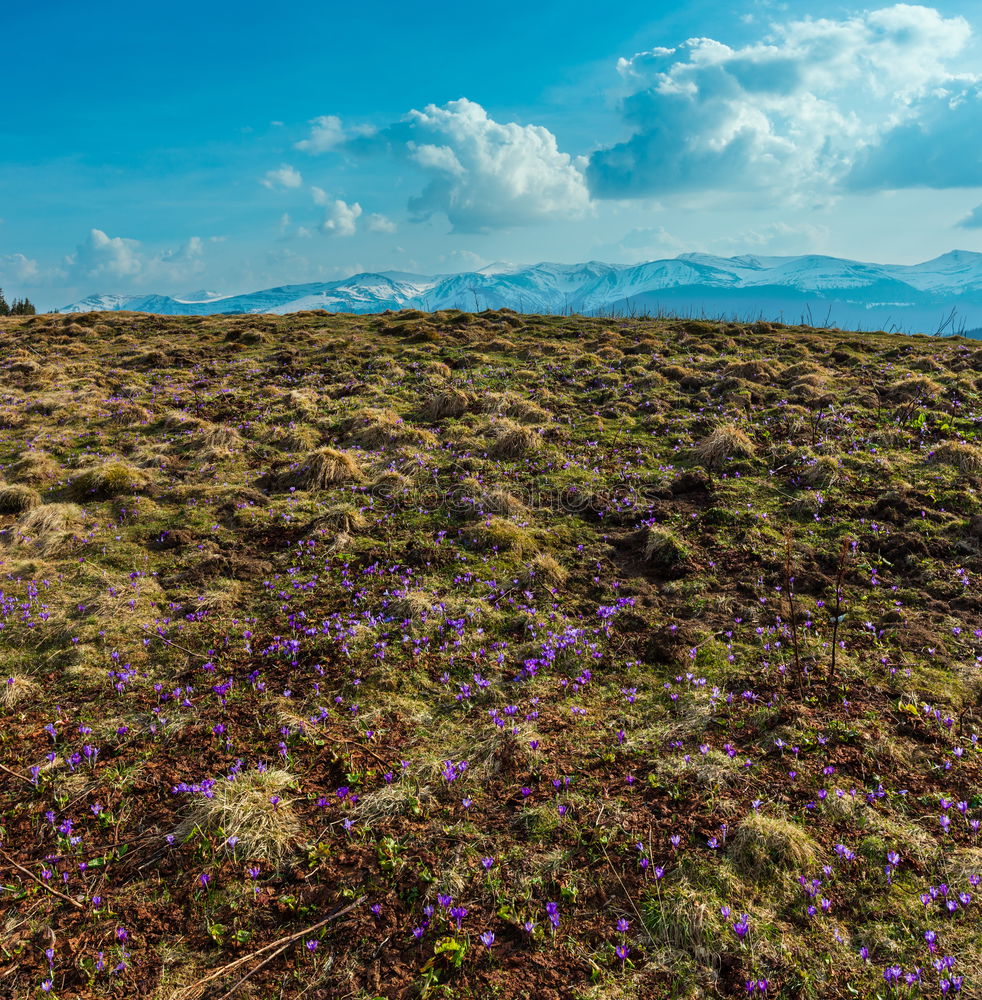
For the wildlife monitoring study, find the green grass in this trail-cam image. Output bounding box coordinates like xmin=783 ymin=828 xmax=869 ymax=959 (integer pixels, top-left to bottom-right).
xmin=0 ymin=308 xmax=980 ymax=998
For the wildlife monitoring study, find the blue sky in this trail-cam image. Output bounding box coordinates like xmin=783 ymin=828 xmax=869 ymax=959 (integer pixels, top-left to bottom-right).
xmin=5 ymin=0 xmax=982 ymax=308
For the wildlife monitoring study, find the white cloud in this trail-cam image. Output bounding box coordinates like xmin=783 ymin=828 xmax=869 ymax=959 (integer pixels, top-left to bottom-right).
xmin=160 ymin=235 xmax=204 ymax=263
xmin=0 ymin=252 xmax=41 ymax=284
xmin=295 ymin=115 xmax=377 ymax=153
xmin=261 ymin=164 xmax=303 ymax=189
xmin=958 ymin=203 xmax=982 ymax=228
xmin=379 ymin=98 xmax=591 ymax=232
xmin=589 ymin=5 xmax=976 ymax=199
xmin=366 ymin=213 xmax=397 ymax=233
xmin=295 ymin=115 xmax=346 ymax=153
xmin=590 ymin=226 xmax=686 ymax=263
xmin=321 ymin=198 xmax=362 ymax=237
xmin=439 ymin=249 xmax=488 ymax=270
xmin=66 ymin=229 xmax=209 ymax=285
xmin=712 ymin=222 xmax=830 ymax=253
xmin=69 ymin=229 xmax=143 ymax=278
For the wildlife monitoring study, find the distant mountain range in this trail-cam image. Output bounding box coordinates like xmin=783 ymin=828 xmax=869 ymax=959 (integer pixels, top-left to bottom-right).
xmin=57 ymin=251 xmax=982 ymax=336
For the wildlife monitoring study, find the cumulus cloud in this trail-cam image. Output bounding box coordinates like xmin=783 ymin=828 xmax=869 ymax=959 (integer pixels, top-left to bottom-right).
xmin=0 ymin=252 xmax=41 ymax=284
xmin=589 ymin=226 xmax=686 ymax=263
xmin=846 ymin=87 xmax=982 ymax=189
xmin=588 ymin=4 xmax=976 ymax=199
xmin=261 ymin=164 xmax=303 ymax=189
xmin=69 ymin=229 xmax=143 ymax=278
xmin=295 ymin=115 xmax=346 ymax=153
xmin=349 ymin=98 xmax=590 ymax=232
xmin=712 ymin=222 xmax=830 ymax=254
xmin=321 ymin=198 xmax=362 ymax=237
xmin=366 ymin=213 xmax=397 ymax=233
xmin=439 ymin=249 xmax=488 ymax=270
xmin=66 ymin=229 xmax=208 ymax=285
xmin=160 ymin=235 xmax=204 ymax=263
xmin=958 ymin=203 xmax=982 ymax=228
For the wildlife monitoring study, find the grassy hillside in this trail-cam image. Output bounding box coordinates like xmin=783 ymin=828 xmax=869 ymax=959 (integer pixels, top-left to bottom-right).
xmin=1 ymin=308 xmax=981 ymax=999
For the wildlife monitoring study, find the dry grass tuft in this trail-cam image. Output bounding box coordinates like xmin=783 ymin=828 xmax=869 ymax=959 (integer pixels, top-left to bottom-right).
xmin=468 ymin=517 xmax=538 ymax=557
xmin=12 ymin=503 xmax=85 ymax=555
xmin=69 ymin=461 xmax=153 ymax=498
xmin=521 ymin=553 xmax=568 ymax=589
xmin=480 ymin=391 xmax=552 ymax=423
xmin=932 ymin=441 xmax=982 ymax=473
xmin=800 ymin=454 xmax=841 ymax=488
xmin=197 ymin=423 xmax=243 ymax=454
xmin=482 ymin=486 xmax=529 ymax=517
xmin=423 ymin=388 xmax=472 ymax=421
xmin=1 ymin=672 xmax=41 ymax=708
xmin=270 ymin=422 xmax=320 ymax=453
xmin=692 ymin=423 xmax=756 ymax=468
xmin=175 ymin=768 xmax=302 ymax=860
xmin=488 ymin=419 xmax=542 ymax=459
xmin=388 ymin=589 xmax=436 ymax=622
xmin=342 ymin=407 xmax=436 ymax=450
xmin=888 ymin=375 xmax=944 ymax=401
xmin=643 ymin=527 xmax=690 ymax=567
xmin=313 ymin=502 xmax=368 ymax=534
xmin=8 ymin=451 xmax=60 ymax=483
xmin=270 ymin=447 xmax=363 ymax=491
xmin=0 ymin=484 xmax=42 ymax=513
xmin=350 ymin=783 xmax=434 ymax=824
xmin=724 ymin=359 xmax=783 ymax=381
xmin=728 ymin=812 xmax=818 ymax=878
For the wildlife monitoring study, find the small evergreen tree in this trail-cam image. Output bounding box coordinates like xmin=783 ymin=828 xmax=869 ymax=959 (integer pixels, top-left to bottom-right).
xmin=10 ymin=297 xmax=36 ymax=315
xmin=0 ymin=289 xmax=9 ymax=316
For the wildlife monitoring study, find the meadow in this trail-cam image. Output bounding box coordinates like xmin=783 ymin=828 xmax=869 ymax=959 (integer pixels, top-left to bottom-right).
xmin=0 ymin=308 xmax=981 ymax=999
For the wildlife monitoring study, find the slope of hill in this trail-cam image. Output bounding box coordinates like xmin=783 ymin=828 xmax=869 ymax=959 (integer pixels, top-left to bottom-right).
xmin=1 ymin=309 xmax=981 ymax=999
xmin=56 ymin=251 xmax=982 ymax=335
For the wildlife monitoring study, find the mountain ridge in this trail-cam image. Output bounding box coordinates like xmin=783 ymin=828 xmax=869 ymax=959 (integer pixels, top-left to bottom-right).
xmin=57 ymin=250 xmax=982 ymax=335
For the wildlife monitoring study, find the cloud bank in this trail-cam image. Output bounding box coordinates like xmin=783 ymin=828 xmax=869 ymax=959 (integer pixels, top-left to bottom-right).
xmin=588 ymin=4 xmax=977 ymax=199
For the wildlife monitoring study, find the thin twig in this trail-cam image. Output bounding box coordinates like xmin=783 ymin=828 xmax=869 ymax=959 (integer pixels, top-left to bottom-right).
xmin=0 ymin=761 xmax=34 ymax=784
xmin=828 ymin=537 xmax=852 ymax=685
xmin=215 ymin=942 xmax=290 ymax=1000
xmin=0 ymin=847 xmax=84 ymax=909
xmin=137 ymin=623 xmax=211 ymax=661
xmin=593 ymin=816 xmax=657 ymax=949
xmin=174 ymin=896 xmax=365 ymax=1000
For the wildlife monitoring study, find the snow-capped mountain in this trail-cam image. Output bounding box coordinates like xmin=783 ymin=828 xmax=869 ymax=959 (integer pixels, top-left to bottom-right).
xmin=56 ymin=251 xmax=982 ymax=335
